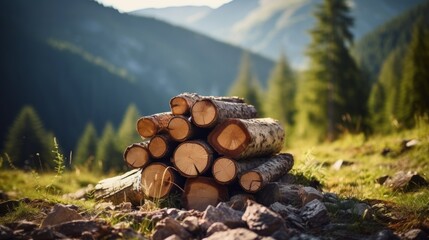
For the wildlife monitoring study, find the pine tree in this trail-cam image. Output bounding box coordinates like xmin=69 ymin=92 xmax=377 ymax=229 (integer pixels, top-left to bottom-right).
xmin=73 ymin=122 xmax=98 ymax=168
xmin=228 ymin=52 xmax=264 ymax=115
xmin=264 ymin=53 xmax=296 ymax=127
xmin=95 ymin=122 xmax=123 ymax=172
xmin=117 ymin=104 xmax=141 ymax=149
xmin=398 ymin=19 xmax=429 ymax=127
xmin=4 ymin=106 xmax=53 ymax=170
xmin=295 ymin=0 xmax=363 ymax=141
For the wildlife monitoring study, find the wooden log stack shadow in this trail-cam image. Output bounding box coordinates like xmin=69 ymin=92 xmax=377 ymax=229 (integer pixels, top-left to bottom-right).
xmin=95 ymin=92 xmax=294 ymax=211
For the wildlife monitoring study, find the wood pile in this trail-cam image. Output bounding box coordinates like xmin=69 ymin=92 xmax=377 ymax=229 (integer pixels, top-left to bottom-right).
xmin=95 ymin=92 xmax=294 ymax=211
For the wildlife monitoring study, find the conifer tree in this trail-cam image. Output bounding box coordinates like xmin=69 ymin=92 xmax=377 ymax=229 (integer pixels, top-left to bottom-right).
xmin=398 ymin=19 xmax=429 ymax=127
xmin=229 ymin=52 xmax=264 ymax=115
xmin=117 ymin=104 xmax=141 ymax=149
xmin=265 ymin=53 xmax=296 ymax=127
xmin=4 ymin=106 xmax=53 ymax=170
xmin=74 ymin=122 xmax=98 ymax=168
xmin=95 ymin=122 xmax=123 ymax=172
xmin=295 ymin=0 xmax=363 ymax=141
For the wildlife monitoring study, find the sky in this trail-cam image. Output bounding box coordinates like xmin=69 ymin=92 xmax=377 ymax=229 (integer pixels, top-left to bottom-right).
xmin=95 ymin=0 xmax=232 ymax=12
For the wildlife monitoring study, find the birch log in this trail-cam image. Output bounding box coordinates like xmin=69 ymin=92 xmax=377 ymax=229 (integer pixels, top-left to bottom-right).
xmin=169 ymin=92 xmax=245 ymax=115
xmin=208 ymin=118 xmax=284 ymax=159
xmin=136 ymin=112 xmax=174 ymax=138
xmin=123 ymin=141 xmax=151 ymax=168
xmin=191 ymin=99 xmax=257 ymax=128
xmin=239 ymin=153 xmax=294 ymax=193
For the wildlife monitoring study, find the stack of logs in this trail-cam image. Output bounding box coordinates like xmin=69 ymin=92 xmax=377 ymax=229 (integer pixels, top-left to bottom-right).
xmin=94 ymin=93 xmax=294 ymax=211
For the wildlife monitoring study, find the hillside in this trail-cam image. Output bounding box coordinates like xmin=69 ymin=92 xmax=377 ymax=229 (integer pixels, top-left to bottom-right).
xmin=0 ymin=0 xmax=274 ymax=152
xmin=132 ymin=0 xmax=425 ymax=68
xmin=354 ymin=1 xmax=429 ymax=79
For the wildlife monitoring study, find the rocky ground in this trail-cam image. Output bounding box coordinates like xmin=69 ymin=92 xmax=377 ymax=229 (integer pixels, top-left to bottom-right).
xmin=1 ymin=177 xmax=428 ymax=240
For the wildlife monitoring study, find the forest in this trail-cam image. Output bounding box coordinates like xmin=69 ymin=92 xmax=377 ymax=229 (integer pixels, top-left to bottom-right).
xmin=0 ymin=0 xmax=428 ymax=239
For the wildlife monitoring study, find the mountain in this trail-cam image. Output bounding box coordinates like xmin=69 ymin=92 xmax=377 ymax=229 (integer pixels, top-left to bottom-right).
xmin=354 ymin=1 xmax=429 ymax=79
xmin=131 ymin=6 xmax=212 ymax=26
xmin=131 ymin=0 xmax=425 ymax=68
xmin=0 ymin=0 xmax=274 ymax=152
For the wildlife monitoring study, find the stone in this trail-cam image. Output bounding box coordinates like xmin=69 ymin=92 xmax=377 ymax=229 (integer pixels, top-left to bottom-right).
xmin=278 ymin=184 xmax=302 ymax=207
xmin=322 ymin=192 xmax=339 ymax=203
xmin=298 ymin=187 xmax=323 ymax=205
xmin=242 ymin=200 xmax=285 ymax=236
xmin=152 ymin=217 xmax=191 ymax=240
xmin=31 ymin=228 xmax=66 ymax=240
xmin=403 ymin=229 xmax=428 ymax=240
xmin=40 ymin=204 xmax=83 ymax=228
xmin=164 ymin=234 xmax=183 ymax=240
xmin=6 ymin=220 xmax=38 ymax=232
xmin=370 ymin=229 xmax=400 ymax=240
xmin=347 ymin=203 xmax=372 ymax=219
xmin=0 ymin=224 xmax=13 ymax=239
xmin=52 ymin=220 xmax=105 ymax=238
xmin=202 ymin=203 xmax=245 ymax=228
xmin=300 ymin=199 xmax=329 ymax=228
xmin=256 ymin=183 xmax=280 ymax=206
xmin=203 ymin=228 xmax=260 ymax=240
xmin=226 ymin=194 xmax=255 ymax=211
xmin=206 ymin=222 xmax=229 ymax=237
xmin=81 ymin=231 xmax=95 ymax=240
xmin=331 ymin=159 xmax=354 ymax=170
xmin=269 ymin=202 xmax=304 ymax=231
xmin=181 ymin=216 xmax=199 ymax=233
xmin=383 ymin=171 xmax=428 ymax=191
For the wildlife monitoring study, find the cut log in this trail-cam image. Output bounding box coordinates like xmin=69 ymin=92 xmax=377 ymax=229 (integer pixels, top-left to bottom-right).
xmin=212 ymin=156 xmax=272 ymax=185
xmin=239 ymin=153 xmax=294 ymax=193
xmin=123 ymin=141 xmax=151 ymax=168
xmin=182 ymin=177 xmax=229 ymax=211
xmin=141 ymin=162 xmax=181 ymax=199
xmin=169 ymin=92 xmax=244 ymax=116
xmin=167 ymin=116 xmax=209 ymax=142
xmin=136 ymin=112 xmax=174 ymax=138
xmin=148 ymin=134 xmax=177 ymax=159
xmin=208 ymin=118 xmax=284 ymax=159
xmin=172 ymin=140 xmax=214 ymax=177
xmin=94 ymin=169 xmax=144 ymax=205
xmin=191 ymin=99 xmax=257 ymax=128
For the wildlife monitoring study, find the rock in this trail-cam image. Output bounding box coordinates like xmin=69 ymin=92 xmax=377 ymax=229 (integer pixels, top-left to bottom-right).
xmin=403 ymin=229 xmax=428 ymax=240
xmin=203 ymin=228 xmax=260 ymax=240
xmin=31 ymin=228 xmax=67 ymax=240
xmin=300 ymin=199 xmax=329 ymax=228
xmin=370 ymin=229 xmax=400 ymax=240
xmin=40 ymin=204 xmax=83 ymax=228
xmin=288 ymin=233 xmax=321 ymax=240
xmin=181 ymin=216 xmax=199 ymax=233
xmin=242 ymin=200 xmax=285 ymax=236
xmin=6 ymin=220 xmax=38 ymax=232
xmin=278 ymin=184 xmax=302 ymax=207
xmin=269 ymin=202 xmax=305 ymax=231
xmin=256 ymin=183 xmax=280 ymax=206
xmin=383 ymin=171 xmax=428 ymax=191
xmin=298 ymin=187 xmax=323 ymax=205
xmin=152 ymin=217 xmax=191 ymax=240
xmin=202 ymin=203 xmax=245 ymax=228
xmin=164 ymin=234 xmax=183 ymax=240
xmin=206 ymin=222 xmax=229 ymax=237
xmin=0 ymin=200 xmax=20 ymax=215
xmin=0 ymin=225 xmax=13 ymax=239
xmin=81 ymin=231 xmax=95 ymax=240
xmin=347 ymin=203 xmax=372 ymax=219
xmin=331 ymin=159 xmax=354 ymax=170
xmin=226 ymin=194 xmax=255 ymax=211
xmin=322 ymin=192 xmax=339 ymax=203
xmin=376 ymin=175 xmax=389 ymax=185
xmin=52 ymin=220 xmax=106 ymax=238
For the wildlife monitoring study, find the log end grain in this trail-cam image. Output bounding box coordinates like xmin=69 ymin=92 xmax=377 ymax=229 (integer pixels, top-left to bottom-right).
xmin=141 ymin=163 xmax=175 ymax=199
xmin=137 ymin=118 xmax=158 ymax=138
xmin=148 ymin=135 xmax=168 ymax=158
xmin=239 ymin=171 xmax=263 ymax=193
xmin=172 ymin=141 xmax=212 ymax=177
xmin=182 ymin=177 xmax=229 ymax=211
xmin=208 ymin=119 xmax=250 ymax=157
xmin=191 ymin=99 xmax=217 ymax=127
xmin=123 ymin=143 xmax=150 ymax=168
xmin=212 ymin=157 xmax=237 ymax=184
xmin=170 ymin=96 xmax=190 ymax=115
xmin=168 ymin=116 xmax=191 ymax=142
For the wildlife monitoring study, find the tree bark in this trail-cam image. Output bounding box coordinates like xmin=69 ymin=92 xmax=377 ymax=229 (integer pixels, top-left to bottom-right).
xmin=169 ymin=92 xmax=245 ymax=116
xmin=182 ymin=177 xmax=229 ymax=211
xmin=212 ymin=156 xmax=274 ymax=185
xmin=172 ymin=140 xmax=215 ymax=177
xmin=148 ymin=134 xmax=177 ymax=159
xmin=239 ymin=153 xmax=294 ymax=193
xmin=141 ymin=162 xmax=182 ymax=199
xmin=208 ymin=118 xmax=285 ymax=159
xmin=123 ymin=141 xmax=151 ymax=169
xmin=136 ymin=112 xmax=174 ymax=138
xmin=167 ymin=115 xmax=210 ymax=142
xmin=191 ymin=99 xmax=257 ymax=128
xmin=94 ymin=169 xmax=144 ymax=205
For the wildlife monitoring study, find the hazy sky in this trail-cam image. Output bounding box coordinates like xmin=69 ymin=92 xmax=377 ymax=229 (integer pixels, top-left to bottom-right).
xmin=95 ymin=0 xmax=232 ymax=12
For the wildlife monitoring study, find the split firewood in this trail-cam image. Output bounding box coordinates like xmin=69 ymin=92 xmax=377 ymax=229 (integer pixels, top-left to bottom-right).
xmin=123 ymin=141 xmax=151 ymax=168
xmin=208 ymin=118 xmax=284 ymax=159
xmin=239 ymin=153 xmax=294 ymax=193
xmin=148 ymin=134 xmax=177 ymax=159
xmin=191 ymin=99 xmax=257 ymax=128
xmin=141 ymin=162 xmax=182 ymax=199
xmin=94 ymin=169 xmax=144 ymax=205
xmin=167 ymin=116 xmax=209 ymax=142
xmin=169 ymin=92 xmax=245 ymax=115
xmin=136 ymin=112 xmax=174 ymax=138
xmin=212 ymin=156 xmax=271 ymax=184
xmin=182 ymin=177 xmax=229 ymax=211
xmin=172 ymin=140 xmax=214 ymax=177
